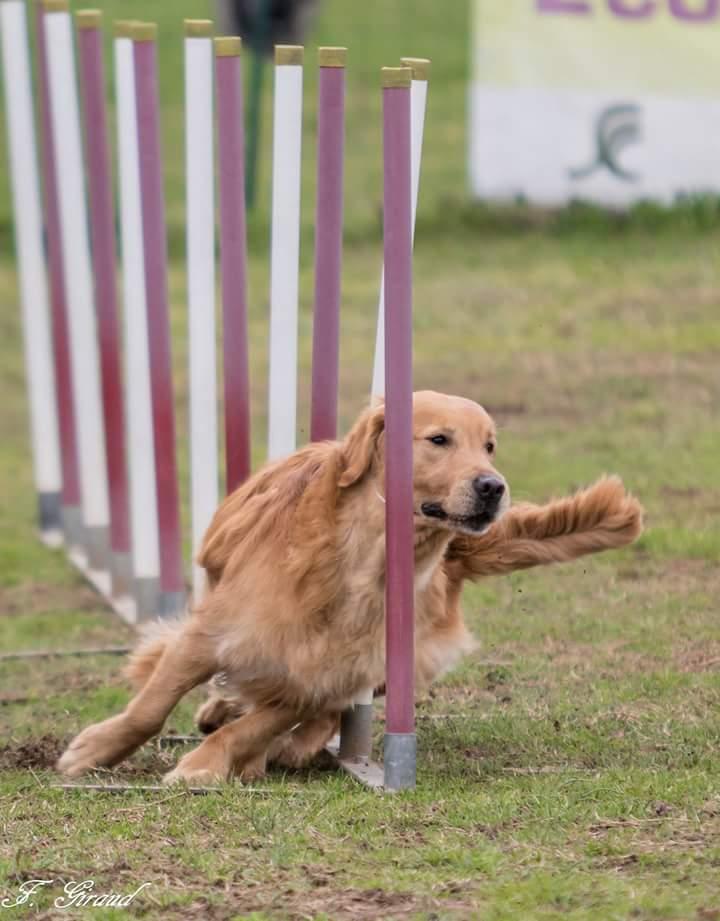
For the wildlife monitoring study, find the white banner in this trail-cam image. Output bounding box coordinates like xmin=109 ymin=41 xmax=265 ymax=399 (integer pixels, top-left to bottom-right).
xmin=469 ymin=1 xmax=720 ymax=206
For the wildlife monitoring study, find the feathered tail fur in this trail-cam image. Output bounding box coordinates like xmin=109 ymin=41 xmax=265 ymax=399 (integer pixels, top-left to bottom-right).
xmin=123 ymin=618 xmax=187 ymax=690
xmin=445 ymin=475 xmax=643 ymax=581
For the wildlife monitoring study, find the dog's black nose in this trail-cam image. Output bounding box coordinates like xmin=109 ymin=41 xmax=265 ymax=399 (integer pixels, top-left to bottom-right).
xmin=473 ymin=475 xmax=505 ymax=503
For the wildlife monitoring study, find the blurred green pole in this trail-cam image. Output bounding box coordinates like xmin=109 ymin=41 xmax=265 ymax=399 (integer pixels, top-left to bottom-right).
xmin=245 ymin=0 xmax=271 ymax=211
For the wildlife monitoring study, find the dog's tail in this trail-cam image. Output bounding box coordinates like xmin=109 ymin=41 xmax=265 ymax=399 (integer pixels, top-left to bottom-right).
xmin=446 ymin=475 xmax=643 ymax=581
xmin=123 ymin=618 xmax=187 ymax=690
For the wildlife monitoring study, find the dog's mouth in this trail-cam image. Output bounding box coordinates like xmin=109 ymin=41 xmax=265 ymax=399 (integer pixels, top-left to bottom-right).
xmin=420 ymin=502 xmax=499 ymax=535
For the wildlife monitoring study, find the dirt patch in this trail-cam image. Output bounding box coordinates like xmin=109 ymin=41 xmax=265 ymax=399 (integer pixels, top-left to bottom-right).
xmin=0 ymin=582 xmax=101 ymax=617
xmin=493 ymin=638 xmax=660 ymax=680
xmin=419 ymin=683 xmax=499 ymax=707
xmin=665 ymin=558 xmax=719 ymax=580
xmin=157 ymin=884 xmax=467 ymax=921
xmin=0 ymin=734 xmax=187 ymax=777
xmin=539 ymin=637 xmax=652 ymax=669
xmin=261 ymin=887 xmax=434 ymax=921
xmin=0 ymin=734 xmax=64 ymax=770
xmin=673 ymin=641 xmax=720 ymax=674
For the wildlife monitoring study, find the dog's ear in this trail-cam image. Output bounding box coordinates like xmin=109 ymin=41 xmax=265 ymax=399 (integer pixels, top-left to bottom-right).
xmin=338 ymin=402 xmax=385 ymax=488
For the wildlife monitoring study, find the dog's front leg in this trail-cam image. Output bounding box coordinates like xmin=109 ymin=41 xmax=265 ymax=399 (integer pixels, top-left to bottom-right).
xmin=164 ymin=704 xmax=302 ymax=785
xmin=57 ymin=628 xmax=217 ymax=777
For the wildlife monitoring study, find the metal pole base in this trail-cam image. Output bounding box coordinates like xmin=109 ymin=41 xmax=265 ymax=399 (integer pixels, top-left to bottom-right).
xmin=85 ymin=525 xmax=110 ymax=573
xmin=133 ymin=577 xmax=162 ymax=622
xmin=38 ymin=490 xmax=62 ymax=536
xmin=383 ymin=732 xmax=416 ymax=791
xmin=110 ymin=550 xmax=133 ymax=599
xmin=338 ymin=703 xmax=374 ymax=760
xmin=61 ymin=504 xmax=84 ymax=551
xmin=159 ymin=590 xmax=186 ymax=620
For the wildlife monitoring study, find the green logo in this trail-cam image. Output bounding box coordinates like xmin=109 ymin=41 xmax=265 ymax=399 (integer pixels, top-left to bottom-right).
xmin=570 ymin=103 xmax=642 ymax=182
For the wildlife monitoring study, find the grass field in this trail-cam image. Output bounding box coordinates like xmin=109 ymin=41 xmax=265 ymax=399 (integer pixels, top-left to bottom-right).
xmin=2 ymin=1 xmax=720 ymax=919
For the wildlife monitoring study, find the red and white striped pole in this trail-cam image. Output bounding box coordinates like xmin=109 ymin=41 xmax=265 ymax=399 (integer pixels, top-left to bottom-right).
xmin=382 ymin=66 xmax=416 ymax=792
xmin=215 ymin=36 xmax=251 ymax=494
xmin=132 ymin=23 xmax=185 ymax=617
xmin=372 ymin=58 xmax=429 ymax=400
xmin=310 ymin=47 xmax=346 ymax=443
xmin=33 ymin=0 xmax=81 ymax=547
xmin=76 ymin=10 xmax=132 ymax=598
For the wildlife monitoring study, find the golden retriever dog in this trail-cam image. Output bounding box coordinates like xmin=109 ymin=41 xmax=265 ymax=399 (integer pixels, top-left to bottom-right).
xmin=58 ymin=391 xmax=642 ymax=783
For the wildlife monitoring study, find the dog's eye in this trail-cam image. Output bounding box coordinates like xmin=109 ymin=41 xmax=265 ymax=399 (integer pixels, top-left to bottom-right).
xmin=428 ymin=434 xmax=449 ymax=447
xmin=486 ymin=442 xmax=495 ymax=455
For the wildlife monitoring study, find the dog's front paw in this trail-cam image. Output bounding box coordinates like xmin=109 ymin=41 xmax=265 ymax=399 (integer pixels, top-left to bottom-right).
xmin=57 ymin=715 xmax=142 ymax=777
xmin=162 ymin=742 xmax=233 ymax=786
xmin=163 ymin=764 xmax=223 ymax=786
xmin=163 ymin=746 xmax=267 ymax=786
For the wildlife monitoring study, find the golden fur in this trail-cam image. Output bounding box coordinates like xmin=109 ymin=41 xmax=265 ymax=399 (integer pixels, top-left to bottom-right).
xmin=57 ymin=391 xmax=643 ymax=783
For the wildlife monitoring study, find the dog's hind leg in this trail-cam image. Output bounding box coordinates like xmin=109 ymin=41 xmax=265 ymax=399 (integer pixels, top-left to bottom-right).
xmin=268 ymin=713 xmax=341 ymax=769
xmin=164 ymin=704 xmax=302 ymax=785
xmin=57 ymin=626 xmax=217 ymax=777
xmin=195 ymin=691 xmax=247 ymax=735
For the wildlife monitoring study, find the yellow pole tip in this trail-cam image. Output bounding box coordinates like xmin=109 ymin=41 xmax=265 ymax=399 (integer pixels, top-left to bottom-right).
xmin=132 ymin=21 xmax=157 ymax=42
xmin=400 ymin=57 xmax=431 ymax=81
xmin=318 ymin=46 xmax=347 ymax=68
xmin=76 ymin=9 xmax=102 ymax=29
xmin=275 ymin=44 xmax=303 ymax=65
xmin=113 ymin=20 xmax=137 ymax=38
xmin=184 ymin=19 xmax=213 ymax=38
xmin=382 ymin=66 xmax=412 ymax=89
xmin=214 ymin=36 xmax=242 ymax=56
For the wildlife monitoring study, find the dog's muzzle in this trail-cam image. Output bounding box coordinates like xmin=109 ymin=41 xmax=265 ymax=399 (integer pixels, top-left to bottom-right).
xmin=472 ymin=475 xmax=506 ymax=516
xmin=420 ymin=475 xmax=507 ymax=533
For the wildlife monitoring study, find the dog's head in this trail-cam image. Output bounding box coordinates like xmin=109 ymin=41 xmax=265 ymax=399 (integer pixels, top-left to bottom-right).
xmin=339 ymin=390 xmax=509 ymax=535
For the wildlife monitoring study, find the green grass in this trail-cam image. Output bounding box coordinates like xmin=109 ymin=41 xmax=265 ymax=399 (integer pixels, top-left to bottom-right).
xmin=2 ymin=0 xmax=720 ymax=918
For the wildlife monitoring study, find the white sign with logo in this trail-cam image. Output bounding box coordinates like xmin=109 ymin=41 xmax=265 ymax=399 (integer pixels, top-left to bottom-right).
xmin=469 ymin=1 xmax=720 ymax=206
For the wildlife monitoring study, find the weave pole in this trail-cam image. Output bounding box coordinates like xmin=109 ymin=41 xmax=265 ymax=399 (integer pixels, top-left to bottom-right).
xmin=185 ymin=20 xmax=218 ymax=601
xmin=44 ymin=0 xmax=110 ymax=573
xmin=35 ymin=0 xmax=81 ymax=547
xmin=382 ymin=67 xmax=415 ymax=792
xmin=215 ymin=37 xmax=251 ymax=494
xmin=0 ymin=0 xmax=62 ymax=540
xmin=267 ymin=45 xmax=303 ymax=460
xmin=76 ymin=10 xmax=132 ymax=597
xmin=133 ymin=23 xmax=185 ymax=618
xmin=307 ymin=48 xmax=369 ymax=761
xmin=340 ymin=58 xmax=430 ymax=765
xmin=114 ymin=22 xmax=161 ymax=619
xmin=310 ymin=47 xmax=346 ymax=443
xmin=372 ymin=58 xmax=430 ymax=400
